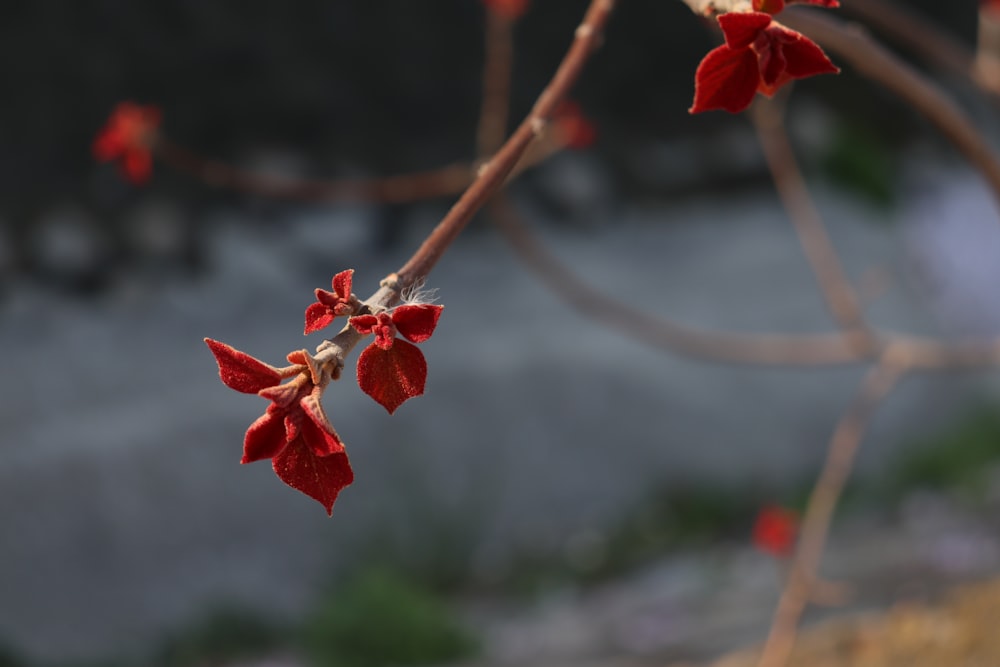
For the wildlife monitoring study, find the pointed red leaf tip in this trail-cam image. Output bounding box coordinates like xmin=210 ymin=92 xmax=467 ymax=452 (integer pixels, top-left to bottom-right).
xmin=205 ymin=338 xmax=282 ymax=394
xmin=690 ymin=1 xmax=839 ymax=115
xmin=752 ymin=505 xmax=799 ymax=557
xmin=392 ymin=304 xmax=444 ymax=344
xmin=304 ymin=269 xmax=357 ymax=335
xmin=93 ymin=101 xmax=161 ymax=185
xmin=482 ymin=0 xmax=530 ymax=20
xmin=273 ymin=441 xmax=354 ymax=516
xmin=552 ymin=100 xmax=598 ymax=150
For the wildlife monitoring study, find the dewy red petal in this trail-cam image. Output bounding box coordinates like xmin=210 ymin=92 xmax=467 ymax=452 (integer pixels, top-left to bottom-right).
xmin=690 ymin=44 xmax=761 ymax=114
xmin=299 ymin=391 xmax=345 ymax=457
xmin=351 ymin=312 xmax=396 ymax=350
xmin=356 ymin=339 xmax=428 ymax=414
xmin=272 ymin=441 xmax=354 ymax=516
xmin=242 ymin=412 xmax=287 ymax=464
xmin=331 ymin=269 xmax=353 ymax=300
xmin=304 ymin=301 xmax=335 ymax=335
xmin=205 ymin=338 xmax=283 ymax=394
xmin=391 ymin=304 xmax=444 ymax=344
xmin=775 ymin=26 xmax=840 ymax=78
xmin=718 ymin=11 xmax=772 ymax=49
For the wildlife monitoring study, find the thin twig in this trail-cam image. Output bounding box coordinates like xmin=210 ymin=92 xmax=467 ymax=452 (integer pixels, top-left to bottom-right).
xmin=750 ymin=96 xmax=877 ymax=354
xmin=392 ymin=0 xmax=616 ymax=291
xmin=782 ymin=8 xmax=1000 ymax=206
xmin=755 ymin=355 xmax=907 ymax=667
xmin=477 ymin=11 xmax=516 ymax=157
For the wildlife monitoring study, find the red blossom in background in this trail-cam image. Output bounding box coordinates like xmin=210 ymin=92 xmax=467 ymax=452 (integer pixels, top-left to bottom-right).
xmin=350 ymin=304 xmax=444 ymax=414
xmin=752 ymin=505 xmax=799 ymax=557
xmin=304 ymin=269 xmax=360 ymax=335
xmin=482 ymin=0 xmax=530 ymax=21
xmin=553 ymin=100 xmax=598 ymax=150
xmin=93 ymin=101 xmax=162 ymax=185
xmin=206 ymin=339 xmax=354 ymax=515
xmin=689 ymin=1 xmax=840 ymax=114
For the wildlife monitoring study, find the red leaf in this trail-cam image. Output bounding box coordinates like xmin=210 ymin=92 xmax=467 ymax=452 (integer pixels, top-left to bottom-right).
xmin=300 ymin=391 xmax=345 ymax=457
xmin=304 ymin=302 xmax=335 ymax=335
xmin=774 ymin=26 xmax=840 ymax=78
xmin=351 ymin=313 xmax=396 ymax=350
xmin=753 ymin=506 xmax=798 ymax=557
xmin=272 ymin=440 xmax=354 ymax=515
xmin=331 ymin=269 xmax=353 ymax=300
xmin=689 ymin=44 xmax=761 ymax=114
xmin=718 ymin=11 xmax=772 ymax=50
xmin=242 ymin=411 xmax=287 ymax=464
xmin=349 ymin=314 xmax=379 ymax=335
xmin=205 ymin=338 xmax=282 ymax=394
xmin=123 ymin=150 xmax=152 ymax=185
xmin=356 ymin=340 xmax=427 ymax=414
xmin=392 ymin=304 xmax=443 ymax=344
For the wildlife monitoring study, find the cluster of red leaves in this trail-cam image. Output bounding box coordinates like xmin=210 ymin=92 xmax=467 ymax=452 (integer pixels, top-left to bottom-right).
xmin=93 ymin=101 xmax=162 ymax=185
xmin=482 ymin=0 xmax=530 ymax=21
xmin=208 ymin=269 xmax=443 ymax=513
xmin=205 ymin=339 xmax=353 ymax=515
xmin=690 ymin=0 xmax=840 ymax=114
xmin=752 ymin=505 xmax=799 ymax=557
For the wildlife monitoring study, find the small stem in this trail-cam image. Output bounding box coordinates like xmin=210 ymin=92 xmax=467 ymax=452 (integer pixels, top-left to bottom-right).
xmin=477 ymin=11 xmax=516 ymax=157
xmin=755 ymin=355 xmax=906 ymax=667
xmin=750 ymin=96 xmax=878 ymax=354
xmin=393 ymin=0 xmax=617 ymax=292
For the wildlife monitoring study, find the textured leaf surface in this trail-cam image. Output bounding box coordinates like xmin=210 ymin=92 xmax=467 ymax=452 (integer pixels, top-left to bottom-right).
xmin=242 ymin=411 xmax=286 ymax=464
xmin=356 ymin=340 xmax=427 ymax=414
xmin=273 ymin=441 xmax=354 ymax=515
xmin=392 ymin=304 xmax=443 ymax=344
xmin=690 ymin=45 xmax=760 ymax=114
xmin=205 ymin=338 xmax=282 ymax=394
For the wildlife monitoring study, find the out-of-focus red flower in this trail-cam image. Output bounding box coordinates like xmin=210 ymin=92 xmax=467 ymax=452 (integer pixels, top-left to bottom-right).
xmin=304 ymin=269 xmax=361 ymax=335
xmin=690 ymin=1 xmax=839 ymax=114
xmin=206 ymin=339 xmax=353 ymax=515
xmin=350 ymin=304 xmax=444 ymax=414
xmin=752 ymin=505 xmax=799 ymax=557
xmin=553 ymin=100 xmax=598 ymax=150
xmin=93 ymin=102 xmax=162 ymax=185
xmin=483 ymin=0 xmax=530 ymax=21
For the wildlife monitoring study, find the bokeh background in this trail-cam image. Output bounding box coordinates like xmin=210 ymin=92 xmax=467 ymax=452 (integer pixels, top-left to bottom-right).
xmin=2 ymin=1 xmax=999 ymax=666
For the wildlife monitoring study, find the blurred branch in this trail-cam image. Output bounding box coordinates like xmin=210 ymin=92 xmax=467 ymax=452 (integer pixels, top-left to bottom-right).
xmin=755 ymin=355 xmax=906 ymax=667
xmin=477 ymin=11 xmax=516 ymax=157
xmin=750 ymin=96 xmax=877 ymax=355
xmin=783 ymin=9 xmax=1000 ymax=206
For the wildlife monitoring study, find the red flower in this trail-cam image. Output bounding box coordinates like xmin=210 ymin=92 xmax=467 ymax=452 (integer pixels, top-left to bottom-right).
xmin=304 ymin=269 xmax=360 ymax=335
xmin=483 ymin=0 xmax=530 ymax=20
xmin=689 ymin=2 xmax=840 ymax=114
xmin=206 ymin=339 xmax=354 ymax=515
xmin=752 ymin=505 xmax=799 ymax=557
xmin=553 ymin=100 xmax=598 ymax=150
xmin=350 ymin=304 xmax=444 ymax=414
xmin=93 ymin=102 xmax=162 ymax=185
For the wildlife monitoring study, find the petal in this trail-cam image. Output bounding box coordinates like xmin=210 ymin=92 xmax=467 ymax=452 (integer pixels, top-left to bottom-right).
xmin=314 ymin=288 xmax=343 ymax=308
xmin=259 ymin=379 xmax=305 ymax=409
xmin=349 ymin=314 xmax=379 ymax=335
xmin=718 ymin=11 xmax=772 ymax=50
xmin=689 ymin=44 xmax=762 ymax=114
xmin=205 ymin=338 xmax=283 ymax=394
xmin=304 ymin=302 xmax=335 ymax=335
xmin=392 ymin=304 xmax=443 ymax=344
xmin=753 ymin=0 xmax=785 ymax=13
xmin=757 ymin=30 xmax=788 ymax=87
xmin=356 ymin=339 xmax=427 ymax=414
xmin=332 ymin=269 xmax=354 ymax=299
xmin=242 ymin=412 xmax=287 ymax=463
xmin=272 ymin=440 xmax=354 ymax=515
xmin=773 ymin=26 xmax=840 ymax=78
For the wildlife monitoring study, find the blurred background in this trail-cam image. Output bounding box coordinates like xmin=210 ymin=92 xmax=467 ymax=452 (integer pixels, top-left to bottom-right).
xmin=3 ymin=1 xmax=1000 ymax=666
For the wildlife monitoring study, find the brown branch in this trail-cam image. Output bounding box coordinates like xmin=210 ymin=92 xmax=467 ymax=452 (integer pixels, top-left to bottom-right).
xmin=838 ymin=0 xmax=984 ymax=90
xmin=781 ymin=9 xmax=1000 ymax=206
xmin=477 ymin=11 xmax=516 ymax=157
xmin=392 ymin=0 xmax=616 ymax=291
xmin=755 ymin=355 xmax=906 ymax=667
xmin=750 ymin=96 xmax=877 ymax=354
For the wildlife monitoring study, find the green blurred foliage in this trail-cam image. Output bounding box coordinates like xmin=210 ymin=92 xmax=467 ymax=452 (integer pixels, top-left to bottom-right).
xmin=821 ymin=122 xmax=898 ymax=208
xmin=154 ymin=606 xmax=285 ymax=667
xmin=302 ymin=567 xmax=478 ymax=667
